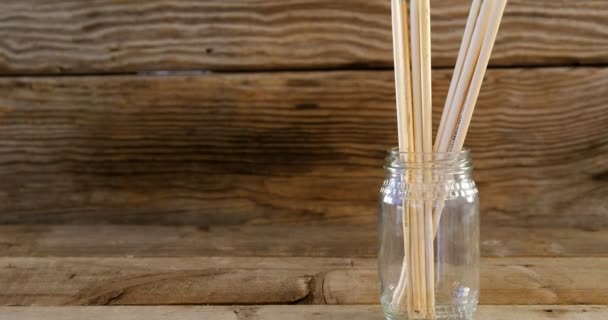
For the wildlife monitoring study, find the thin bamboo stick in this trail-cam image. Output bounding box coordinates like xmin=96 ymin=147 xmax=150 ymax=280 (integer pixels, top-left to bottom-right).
xmin=405 ymin=2 xmax=416 ymax=314
xmin=407 ymin=207 xmax=415 ymax=317
xmin=434 ymin=0 xmax=482 ymax=152
xmin=389 ymin=0 xmax=413 ymax=310
xmin=429 ymin=1 xmax=492 ymax=235
xmin=420 ymin=0 xmax=432 ymax=156
xmin=432 ymin=0 xmax=503 ymax=235
xmin=409 ymin=0 xmax=422 ymax=157
xmin=419 ymin=0 xmax=435 ymax=316
xmin=388 ymin=0 xmax=508 ymax=318
xmin=409 ymin=0 xmax=427 ymax=314
xmin=410 ymin=0 xmax=426 ymax=313
xmin=434 ymin=0 xmax=493 ymax=154
xmin=451 ymin=0 xmax=508 ymax=151
xmin=392 ymin=0 xmax=411 ymax=153
xmin=404 ymin=3 xmax=416 ymax=313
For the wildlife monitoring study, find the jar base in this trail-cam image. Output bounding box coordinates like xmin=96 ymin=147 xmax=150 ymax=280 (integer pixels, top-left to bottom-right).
xmin=382 ymin=304 xmax=477 ymax=320
xmin=384 ymin=316 xmax=472 ymax=320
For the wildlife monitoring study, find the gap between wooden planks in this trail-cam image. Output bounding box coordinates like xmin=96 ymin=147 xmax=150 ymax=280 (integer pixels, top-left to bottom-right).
xmin=1 ymin=257 xmax=607 ymax=306
xmin=1 ymin=305 xmax=607 ymax=320
xmin=1 ymin=223 xmax=606 ymax=258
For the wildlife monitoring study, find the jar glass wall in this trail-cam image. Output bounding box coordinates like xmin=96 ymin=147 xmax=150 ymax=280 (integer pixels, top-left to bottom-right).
xmin=378 ymin=149 xmax=479 ymax=320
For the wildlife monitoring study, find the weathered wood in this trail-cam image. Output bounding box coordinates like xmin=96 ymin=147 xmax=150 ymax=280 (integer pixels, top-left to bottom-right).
xmin=0 ymin=68 xmax=606 ymax=227
xmin=0 ymin=224 xmax=377 ymax=258
xmin=480 ymin=227 xmax=608 ymax=258
xmin=1 ymin=0 xmax=607 ymax=73
xmin=1 ymin=257 xmax=607 ymax=305
xmin=1 ymin=305 xmax=607 ymax=320
xmin=1 ymin=224 xmax=606 ymax=258
xmin=324 ymin=258 xmax=608 ymax=305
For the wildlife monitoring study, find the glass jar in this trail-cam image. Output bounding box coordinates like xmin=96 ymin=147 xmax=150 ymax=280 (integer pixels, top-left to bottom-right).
xmin=378 ymin=149 xmax=479 ymax=320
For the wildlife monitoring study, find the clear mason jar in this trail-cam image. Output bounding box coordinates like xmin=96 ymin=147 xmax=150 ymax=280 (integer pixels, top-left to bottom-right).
xmin=378 ymin=149 xmax=479 ymax=320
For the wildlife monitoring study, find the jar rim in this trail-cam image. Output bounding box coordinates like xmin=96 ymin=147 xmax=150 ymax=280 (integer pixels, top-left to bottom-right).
xmin=384 ymin=147 xmax=473 ymax=172
xmin=386 ymin=147 xmax=471 ymax=157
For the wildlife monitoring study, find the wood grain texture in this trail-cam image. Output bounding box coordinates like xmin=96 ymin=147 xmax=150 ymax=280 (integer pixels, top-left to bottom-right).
xmin=0 ymin=224 xmax=377 ymax=258
xmin=0 ymin=68 xmax=606 ymax=228
xmin=1 ymin=257 xmax=607 ymax=306
xmin=2 ymin=305 xmax=607 ymax=320
xmin=325 ymin=258 xmax=608 ymax=305
xmin=1 ymin=0 xmax=607 ymax=73
xmin=0 ymin=224 xmax=606 ymax=258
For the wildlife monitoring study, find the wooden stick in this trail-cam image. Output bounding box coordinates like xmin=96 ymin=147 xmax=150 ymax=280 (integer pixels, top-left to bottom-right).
xmin=389 ymin=2 xmax=419 ymax=316
xmin=392 ymin=0 xmax=412 ymax=154
xmin=389 ymin=0 xmax=410 ymax=309
xmin=409 ymin=0 xmax=426 ymax=313
xmin=404 ymin=1 xmax=416 ymax=310
xmin=432 ymin=0 xmax=497 ymax=235
xmin=420 ymin=0 xmax=432 ymax=157
xmin=389 ymin=0 xmax=508 ymax=317
xmin=409 ymin=0 xmax=423 ymax=155
xmin=451 ymin=0 xmax=508 ymax=152
xmin=407 ymin=206 xmax=415 ymax=317
xmin=434 ymin=0 xmax=493 ymax=154
xmin=434 ymin=0 xmax=482 ymax=152
xmin=419 ymin=0 xmax=435 ymax=316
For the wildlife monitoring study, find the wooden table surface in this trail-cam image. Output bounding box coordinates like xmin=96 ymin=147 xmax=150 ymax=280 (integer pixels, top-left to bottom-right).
xmin=1 ymin=222 xmax=606 ymax=319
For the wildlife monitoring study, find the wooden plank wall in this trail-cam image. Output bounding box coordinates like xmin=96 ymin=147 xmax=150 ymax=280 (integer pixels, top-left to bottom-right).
xmin=0 ymin=0 xmax=606 ymax=246
xmin=1 ymin=0 xmax=607 ymax=73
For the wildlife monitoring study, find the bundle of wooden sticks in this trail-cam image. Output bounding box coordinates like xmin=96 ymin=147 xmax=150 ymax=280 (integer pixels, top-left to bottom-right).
xmin=390 ymin=0 xmax=507 ymax=317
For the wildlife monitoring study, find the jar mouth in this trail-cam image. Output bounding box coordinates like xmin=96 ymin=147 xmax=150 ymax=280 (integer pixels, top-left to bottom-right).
xmin=384 ymin=147 xmax=473 ymax=173
xmin=386 ymin=147 xmax=470 ymax=157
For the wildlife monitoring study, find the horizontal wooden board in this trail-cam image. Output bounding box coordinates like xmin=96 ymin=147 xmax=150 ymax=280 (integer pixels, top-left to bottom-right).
xmin=1 ymin=257 xmax=606 ymax=305
xmin=1 ymin=224 xmax=606 ymax=258
xmin=0 ymin=68 xmax=606 ymax=228
xmin=1 ymin=0 xmax=607 ymax=73
xmin=2 ymin=305 xmax=607 ymax=320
